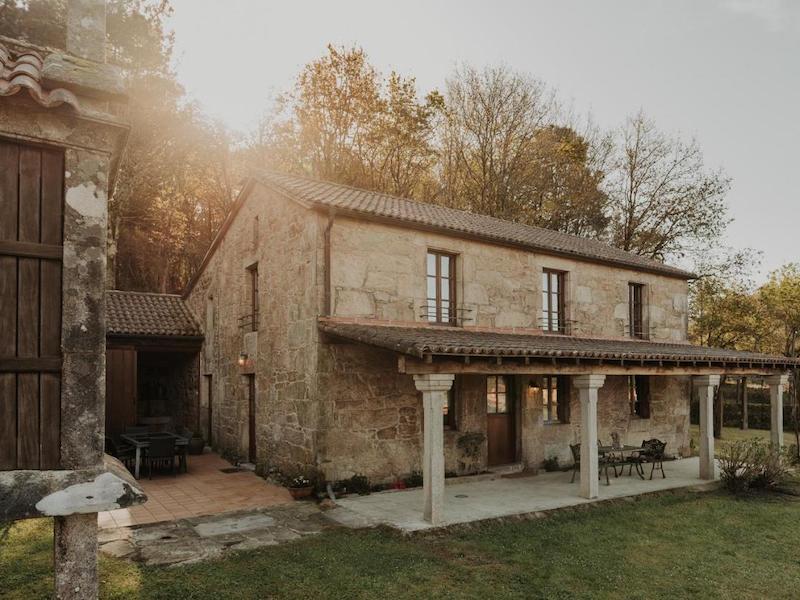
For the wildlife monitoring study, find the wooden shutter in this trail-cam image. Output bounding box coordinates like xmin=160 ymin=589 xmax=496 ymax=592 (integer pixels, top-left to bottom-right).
xmin=105 ymin=348 xmax=137 ymax=436
xmin=0 ymin=140 xmax=64 ymax=470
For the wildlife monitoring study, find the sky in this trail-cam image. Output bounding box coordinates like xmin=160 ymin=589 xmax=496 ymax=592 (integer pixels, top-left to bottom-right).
xmin=165 ymin=0 xmax=799 ymax=282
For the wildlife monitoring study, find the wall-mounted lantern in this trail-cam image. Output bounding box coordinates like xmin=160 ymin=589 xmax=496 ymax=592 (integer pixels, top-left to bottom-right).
xmin=238 ymin=352 xmax=248 ymax=367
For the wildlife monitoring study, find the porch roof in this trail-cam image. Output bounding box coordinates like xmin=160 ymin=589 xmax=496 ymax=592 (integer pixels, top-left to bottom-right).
xmin=318 ymin=319 xmax=799 ymax=370
xmin=107 ymin=290 xmax=203 ymax=339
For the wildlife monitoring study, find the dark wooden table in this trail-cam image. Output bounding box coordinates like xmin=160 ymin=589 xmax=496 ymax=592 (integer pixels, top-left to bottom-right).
xmin=120 ymin=432 xmax=188 ymax=478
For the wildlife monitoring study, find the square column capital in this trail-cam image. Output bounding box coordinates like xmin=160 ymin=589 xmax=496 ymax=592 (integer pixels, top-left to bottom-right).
xmin=413 ymin=373 xmax=455 ymax=393
xmin=572 ymin=374 xmax=606 ymax=390
xmin=765 ymin=374 xmax=790 ymax=386
xmin=692 ymin=375 xmax=721 ymax=388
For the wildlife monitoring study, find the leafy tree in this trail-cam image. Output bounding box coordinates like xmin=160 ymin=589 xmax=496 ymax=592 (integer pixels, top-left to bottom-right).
xmin=605 ymin=111 xmax=731 ymax=260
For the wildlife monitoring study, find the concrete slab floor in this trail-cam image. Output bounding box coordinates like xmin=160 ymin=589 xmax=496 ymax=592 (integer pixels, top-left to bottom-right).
xmin=331 ymin=456 xmax=718 ymax=532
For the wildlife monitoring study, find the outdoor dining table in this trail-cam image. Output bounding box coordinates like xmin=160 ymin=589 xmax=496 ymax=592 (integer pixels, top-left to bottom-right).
xmin=598 ymin=445 xmax=647 ymax=480
xmin=120 ymin=431 xmax=189 ymax=479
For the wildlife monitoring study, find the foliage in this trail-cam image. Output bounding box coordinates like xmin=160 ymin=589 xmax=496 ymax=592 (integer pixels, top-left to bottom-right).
xmin=344 ymin=473 xmax=371 ymax=496
xmin=718 ymin=438 xmax=790 ymax=493
xmin=402 ymin=471 xmax=424 ymax=488
xmin=542 ymin=456 xmax=560 ymax=472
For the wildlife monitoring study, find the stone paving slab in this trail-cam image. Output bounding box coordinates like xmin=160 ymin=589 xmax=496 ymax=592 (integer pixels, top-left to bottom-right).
xmin=99 ymin=502 xmax=332 ymax=567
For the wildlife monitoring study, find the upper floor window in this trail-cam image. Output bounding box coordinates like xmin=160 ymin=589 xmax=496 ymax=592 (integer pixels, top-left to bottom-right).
xmin=542 ymin=375 xmax=570 ymax=424
xmin=541 ymin=269 xmax=566 ymax=333
xmin=248 ymin=264 xmax=259 ymax=332
xmin=629 ymin=375 xmax=650 ymax=418
xmin=426 ymin=250 xmax=456 ymax=325
xmin=628 ymin=282 xmax=645 ymax=339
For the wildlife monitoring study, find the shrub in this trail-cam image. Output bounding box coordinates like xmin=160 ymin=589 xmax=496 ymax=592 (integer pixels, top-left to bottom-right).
xmin=542 ymin=456 xmax=560 ymax=472
xmin=346 ymin=474 xmax=371 ymax=495
xmin=719 ymin=439 xmax=790 ymax=493
xmin=403 ymin=471 xmax=423 ymax=488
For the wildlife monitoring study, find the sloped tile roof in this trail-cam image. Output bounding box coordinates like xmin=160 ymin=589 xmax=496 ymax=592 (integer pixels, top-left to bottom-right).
xmin=257 ymin=172 xmax=695 ymax=279
xmin=319 ymin=320 xmax=799 ymax=367
xmin=107 ymin=290 xmax=203 ymax=338
xmin=0 ymin=42 xmax=80 ymax=112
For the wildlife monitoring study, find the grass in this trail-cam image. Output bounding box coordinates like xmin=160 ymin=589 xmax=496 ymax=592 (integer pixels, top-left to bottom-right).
xmin=2 ymin=490 xmax=800 ymax=599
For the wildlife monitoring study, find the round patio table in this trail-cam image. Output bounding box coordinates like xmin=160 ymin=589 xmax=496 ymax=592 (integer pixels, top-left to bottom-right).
xmin=598 ymin=445 xmax=647 ymax=480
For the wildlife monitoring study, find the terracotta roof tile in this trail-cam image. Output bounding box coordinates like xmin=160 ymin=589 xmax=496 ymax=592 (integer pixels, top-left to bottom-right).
xmin=257 ymin=172 xmax=695 ymax=279
xmin=319 ymin=320 xmax=799 ymax=367
xmin=107 ymin=290 xmax=202 ymax=338
xmin=0 ymin=42 xmax=80 ymax=112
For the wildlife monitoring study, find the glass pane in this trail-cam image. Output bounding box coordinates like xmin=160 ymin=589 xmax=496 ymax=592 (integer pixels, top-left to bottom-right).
xmin=497 ymin=377 xmax=506 ymax=393
xmin=441 ymin=301 xmax=450 ymax=322
xmin=487 ymin=376 xmax=496 ymax=391
xmin=427 ymin=276 xmax=436 ymax=300
xmin=496 ymin=393 xmax=507 ymax=413
xmin=542 ymin=271 xmax=549 ymax=292
xmin=426 ymin=299 xmax=436 ymax=322
xmin=441 ymin=255 xmax=450 ymax=275
xmin=427 ymin=253 xmax=436 ymax=276
xmin=487 ymin=391 xmax=497 ymax=413
xmin=441 ymin=282 xmax=450 ymax=301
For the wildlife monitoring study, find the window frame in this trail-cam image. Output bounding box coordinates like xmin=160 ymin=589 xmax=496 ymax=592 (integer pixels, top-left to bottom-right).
xmin=628 ymin=375 xmax=651 ymax=419
xmin=541 ymin=268 xmax=567 ymax=334
xmin=426 ymin=250 xmax=457 ymax=325
xmin=628 ymin=282 xmax=646 ymax=339
xmin=248 ymin=264 xmax=259 ymax=332
xmin=542 ymin=375 xmax=570 ymax=424
xmin=486 ymin=375 xmax=510 ymax=414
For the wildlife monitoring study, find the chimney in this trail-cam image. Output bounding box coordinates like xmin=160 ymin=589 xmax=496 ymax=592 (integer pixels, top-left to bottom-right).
xmin=66 ymin=0 xmax=106 ymax=62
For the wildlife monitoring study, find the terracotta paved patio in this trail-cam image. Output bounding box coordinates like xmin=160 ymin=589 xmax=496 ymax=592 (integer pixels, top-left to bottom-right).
xmin=98 ymin=453 xmax=293 ymax=529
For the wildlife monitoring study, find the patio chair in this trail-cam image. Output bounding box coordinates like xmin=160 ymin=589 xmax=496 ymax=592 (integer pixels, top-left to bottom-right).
xmin=635 ymin=439 xmax=667 ymax=480
xmin=104 ymin=435 xmax=135 ymax=470
xmin=570 ymin=443 xmax=581 ymax=483
xmin=145 ymin=436 xmax=176 ymax=479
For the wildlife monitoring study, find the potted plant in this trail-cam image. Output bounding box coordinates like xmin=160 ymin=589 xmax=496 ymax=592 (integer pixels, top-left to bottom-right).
xmin=287 ymin=474 xmax=313 ymax=499
xmin=187 ymin=431 xmax=205 ymax=455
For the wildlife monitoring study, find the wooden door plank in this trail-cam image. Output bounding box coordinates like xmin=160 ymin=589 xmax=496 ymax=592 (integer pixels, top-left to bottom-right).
xmin=40 ymin=149 xmax=63 ymax=245
xmin=18 ymin=147 xmax=41 ymax=243
xmin=17 ymin=373 xmax=39 ymax=468
xmin=40 ymin=373 xmax=60 ymax=468
xmin=0 ymin=374 xmax=16 ymax=469
xmin=0 ymin=141 xmax=19 ymax=241
xmin=17 ymin=258 xmax=40 ymax=357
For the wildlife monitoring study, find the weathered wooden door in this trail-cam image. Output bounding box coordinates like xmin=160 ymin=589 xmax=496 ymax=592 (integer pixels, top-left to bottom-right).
xmin=0 ymin=140 xmax=64 ymax=470
xmin=247 ymin=375 xmax=256 ymax=462
xmin=487 ymin=375 xmax=516 ymax=466
xmin=105 ymin=348 xmax=137 ymax=436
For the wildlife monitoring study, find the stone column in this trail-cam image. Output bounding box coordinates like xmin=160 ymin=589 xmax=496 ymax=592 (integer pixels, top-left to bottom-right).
xmin=693 ymin=375 xmax=720 ymax=480
xmin=766 ymin=374 xmax=789 ymax=448
xmin=54 ymin=513 xmax=98 ymax=600
xmin=413 ymin=373 xmax=454 ymax=526
xmin=574 ymin=374 xmax=605 ymax=499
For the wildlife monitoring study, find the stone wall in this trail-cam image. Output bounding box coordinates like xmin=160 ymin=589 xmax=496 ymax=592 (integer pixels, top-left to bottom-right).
xmin=186 ymin=185 xmax=323 ymax=471
xmin=329 ymin=217 xmax=688 ymax=340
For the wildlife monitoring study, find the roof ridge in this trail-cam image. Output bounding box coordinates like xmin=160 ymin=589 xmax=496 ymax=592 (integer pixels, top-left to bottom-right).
xmin=255 ymin=170 xmax=694 ymax=279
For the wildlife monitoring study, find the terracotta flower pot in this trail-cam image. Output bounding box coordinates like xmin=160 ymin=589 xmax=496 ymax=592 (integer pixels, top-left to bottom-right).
xmin=289 ymin=486 xmax=313 ymax=499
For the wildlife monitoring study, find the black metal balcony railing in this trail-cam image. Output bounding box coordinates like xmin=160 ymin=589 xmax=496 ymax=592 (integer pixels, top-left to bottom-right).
xmin=623 ymin=323 xmax=651 ymax=340
xmin=238 ymin=311 xmax=259 ymax=332
xmin=418 ymin=303 xmax=475 ymax=326
xmin=537 ymin=317 xmax=574 ymax=335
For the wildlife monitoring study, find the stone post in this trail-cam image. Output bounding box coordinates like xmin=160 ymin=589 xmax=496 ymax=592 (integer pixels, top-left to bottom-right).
xmin=413 ymin=373 xmax=454 ymax=526
xmin=765 ymin=374 xmax=789 ymax=448
xmin=54 ymin=514 xmax=98 ymax=600
xmin=693 ymin=375 xmax=720 ymax=480
xmin=574 ymin=374 xmax=605 ymax=499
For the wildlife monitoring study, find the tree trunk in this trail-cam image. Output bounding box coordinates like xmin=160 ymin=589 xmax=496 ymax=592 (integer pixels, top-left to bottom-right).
xmin=713 ymin=377 xmax=725 ymax=439
xmin=740 ymin=376 xmax=748 ymax=430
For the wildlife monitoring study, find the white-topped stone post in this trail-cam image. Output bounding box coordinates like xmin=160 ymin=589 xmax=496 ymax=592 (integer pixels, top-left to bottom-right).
xmin=693 ymin=375 xmax=720 ymax=480
xmin=766 ymin=374 xmax=789 ymax=448
xmin=574 ymin=374 xmax=606 ymax=499
xmin=414 ymin=373 xmax=454 ymax=526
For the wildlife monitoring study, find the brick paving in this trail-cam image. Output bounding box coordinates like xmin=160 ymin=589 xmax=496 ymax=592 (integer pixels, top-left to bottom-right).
xmin=98 ymin=453 xmax=292 ymax=529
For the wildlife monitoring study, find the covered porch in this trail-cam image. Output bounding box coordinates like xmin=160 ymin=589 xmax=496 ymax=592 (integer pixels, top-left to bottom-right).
xmin=319 ymin=320 xmax=797 ymax=526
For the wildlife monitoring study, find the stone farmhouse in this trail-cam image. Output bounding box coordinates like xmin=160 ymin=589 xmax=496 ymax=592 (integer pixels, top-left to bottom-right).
xmin=183 ymin=171 xmax=797 ymax=524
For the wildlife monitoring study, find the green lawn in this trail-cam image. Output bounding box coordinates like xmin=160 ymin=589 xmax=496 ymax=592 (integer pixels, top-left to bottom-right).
xmin=2 ymin=490 xmax=800 ymax=599
xmin=689 ymin=425 xmax=799 ymax=457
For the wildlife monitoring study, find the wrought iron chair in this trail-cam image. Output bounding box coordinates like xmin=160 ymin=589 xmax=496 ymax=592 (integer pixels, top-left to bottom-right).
xmin=145 ymin=436 xmax=176 ymax=479
xmin=636 ymin=439 xmax=667 ymax=480
xmin=570 ymin=443 xmax=581 ymax=483
xmin=104 ymin=435 xmax=135 ymax=470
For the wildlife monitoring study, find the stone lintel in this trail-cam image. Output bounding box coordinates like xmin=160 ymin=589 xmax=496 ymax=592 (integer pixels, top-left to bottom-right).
xmin=764 ymin=374 xmax=790 ymax=386
xmin=572 ymin=374 xmax=606 ymax=390
xmin=0 ymin=455 xmax=146 ymax=522
xmin=413 ymin=373 xmax=455 ymax=393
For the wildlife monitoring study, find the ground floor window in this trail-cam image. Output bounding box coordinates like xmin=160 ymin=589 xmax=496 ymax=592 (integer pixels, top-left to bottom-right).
xmin=629 ymin=375 xmax=651 ymax=418
xmin=542 ymin=375 xmax=570 ymax=424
